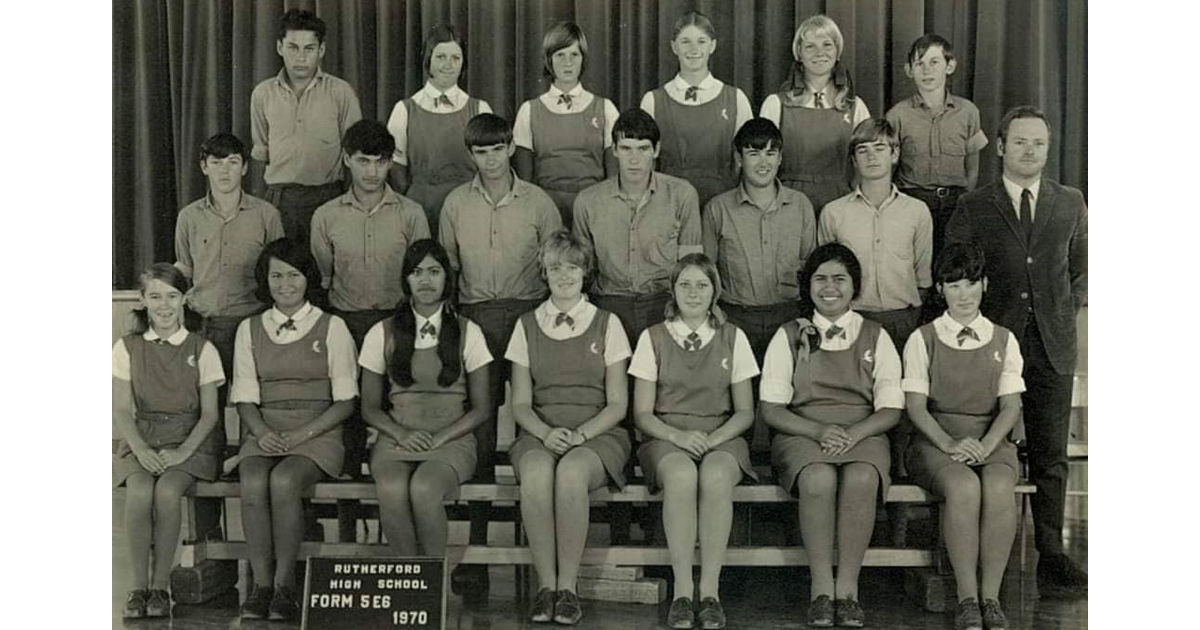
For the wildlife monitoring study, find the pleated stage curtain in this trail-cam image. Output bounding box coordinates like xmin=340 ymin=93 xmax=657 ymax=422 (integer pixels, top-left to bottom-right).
xmin=112 ymin=0 xmax=1087 ymax=288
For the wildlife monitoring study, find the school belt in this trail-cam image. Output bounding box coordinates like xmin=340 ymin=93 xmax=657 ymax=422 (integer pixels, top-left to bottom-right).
xmin=901 ymin=185 xmax=965 ymax=198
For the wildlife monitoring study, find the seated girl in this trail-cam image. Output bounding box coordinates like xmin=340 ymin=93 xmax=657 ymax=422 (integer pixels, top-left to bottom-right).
xmin=760 ymin=242 xmax=903 ymax=628
xmin=902 ymin=242 xmax=1023 ymax=630
xmin=629 ymin=253 xmax=759 ymax=630
xmin=504 ymin=230 xmax=632 ymax=625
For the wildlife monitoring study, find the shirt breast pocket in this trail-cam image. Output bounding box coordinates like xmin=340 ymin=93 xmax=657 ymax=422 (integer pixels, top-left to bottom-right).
xmin=939 ymin=128 xmax=968 ymax=156
xmin=650 ymin=218 xmax=681 ymax=265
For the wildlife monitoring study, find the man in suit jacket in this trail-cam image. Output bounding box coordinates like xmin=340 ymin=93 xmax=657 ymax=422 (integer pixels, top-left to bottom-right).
xmin=946 ymin=105 xmax=1087 ymax=599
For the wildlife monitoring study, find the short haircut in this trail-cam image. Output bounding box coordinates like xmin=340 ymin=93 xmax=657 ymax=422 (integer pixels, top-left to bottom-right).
xmin=254 ymin=238 xmax=324 ymax=306
xmin=848 ymin=118 xmax=899 ymax=155
xmin=998 ymin=105 xmax=1051 ymax=145
xmin=463 ymin=113 xmax=513 ymax=148
xmin=422 ymin=24 xmax=466 ymax=83
xmin=935 ymin=241 xmax=986 ymax=285
xmin=664 ymin=253 xmax=727 ymax=326
xmin=542 ymin=21 xmax=588 ymax=81
xmin=672 ymin=11 xmax=717 ymax=39
xmin=798 ymin=242 xmax=863 ymax=309
xmin=907 ymin=33 xmax=955 ymax=65
xmin=198 ymin=132 xmax=248 ymax=163
xmin=342 ymin=119 xmax=396 ymax=158
xmin=131 ymin=263 xmax=202 ymax=334
xmin=539 ymin=229 xmax=594 ymax=277
xmin=734 ymin=118 xmax=783 ymax=152
xmin=612 ymin=108 xmax=660 ymax=147
xmin=278 ymin=8 xmax=326 ymax=43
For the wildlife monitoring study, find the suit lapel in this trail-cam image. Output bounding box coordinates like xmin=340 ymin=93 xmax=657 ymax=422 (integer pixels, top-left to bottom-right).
xmin=988 ymin=183 xmax=1027 ymax=251
xmin=1030 ymin=181 xmax=1056 ymax=249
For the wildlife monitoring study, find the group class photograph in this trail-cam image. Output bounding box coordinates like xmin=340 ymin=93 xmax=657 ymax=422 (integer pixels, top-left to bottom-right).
xmin=111 ymin=1 xmax=1088 ymax=629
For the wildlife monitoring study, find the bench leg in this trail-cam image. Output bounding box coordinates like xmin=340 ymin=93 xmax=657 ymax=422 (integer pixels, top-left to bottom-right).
xmin=336 ymin=499 xmax=359 ymax=542
xmin=452 ymin=501 xmax=491 ymax=606
xmin=1018 ymin=493 xmax=1030 ymax=574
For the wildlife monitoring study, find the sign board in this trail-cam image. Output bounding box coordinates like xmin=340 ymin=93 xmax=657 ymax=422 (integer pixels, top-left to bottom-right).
xmin=301 ymin=556 xmax=447 ymax=630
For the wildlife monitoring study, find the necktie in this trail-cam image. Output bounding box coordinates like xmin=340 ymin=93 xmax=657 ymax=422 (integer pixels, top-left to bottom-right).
xmin=420 ymin=321 xmax=438 ymax=339
xmin=152 ymin=338 xmax=170 ymax=346
xmin=557 ymin=93 xmax=574 ymax=109
xmin=436 ymin=93 xmax=453 ymax=109
xmin=684 ymin=86 xmax=699 ymax=102
xmin=825 ymin=324 xmax=846 ymax=340
xmin=956 ymin=326 xmax=980 ymax=347
xmin=554 ymin=312 xmax=575 ymax=328
xmin=814 ymin=92 xmax=824 ymax=109
xmin=684 ymin=332 xmax=702 ymax=351
xmin=1019 ymin=189 xmax=1033 ymax=241
xmin=276 ymin=318 xmax=297 ymax=336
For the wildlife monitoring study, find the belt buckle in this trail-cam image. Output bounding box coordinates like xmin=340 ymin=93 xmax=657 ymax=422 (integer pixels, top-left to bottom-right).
xmin=935 ymin=187 xmax=953 ymax=198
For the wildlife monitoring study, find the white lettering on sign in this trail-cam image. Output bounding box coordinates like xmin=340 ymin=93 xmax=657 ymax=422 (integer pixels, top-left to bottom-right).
xmin=393 ymin=610 xmax=430 ymax=625
xmin=310 ymin=593 xmax=355 ymax=608
xmin=329 ymin=579 xmax=362 ymax=589
xmin=376 ymin=579 xmax=430 ymax=590
xmin=359 ymin=594 xmax=392 ymax=608
xmin=332 ymin=563 xmax=424 ymax=575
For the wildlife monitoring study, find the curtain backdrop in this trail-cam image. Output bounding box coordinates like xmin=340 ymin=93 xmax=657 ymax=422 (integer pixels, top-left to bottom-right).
xmin=113 ymin=0 xmax=1087 ymax=288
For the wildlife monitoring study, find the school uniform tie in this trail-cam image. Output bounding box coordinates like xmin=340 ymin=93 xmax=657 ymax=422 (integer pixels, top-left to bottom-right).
xmin=152 ymin=338 xmax=170 ymax=346
xmin=824 ymin=324 xmax=846 ymax=340
xmin=436 ymin=93 xmax=454 ymax=109
xmin=1019 ymin=189 xmax=1034 ymax=241
xmin=276 ymin=318 xmax=297 ymax=336
xmin=684 ymin=332 xmax=702 ymax=351
xmin=956 ymin=326 xmax=980 ymax=347
xmin=814 ymin=92 xmax=825 ymax=109
xmin=554 ymin=312 xmax=575 ymax=328
xmin=684 ymin=86 xmax=699 ymax=102
xmin=557 ymin=93 xmax=574 ymax=110
xmin=420 ymin=321 xmax=438 ymax=339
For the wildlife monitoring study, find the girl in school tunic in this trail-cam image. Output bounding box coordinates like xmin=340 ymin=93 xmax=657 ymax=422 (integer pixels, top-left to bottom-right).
xmin=629 ymin=253 xmax=758 ymax=630
xmin=114 ymin=264 xmax=224 ymax=619
xmin=760 ymin=243 xmax=902 ymax=629
xmin=902 ymin=242 xmax=1023 ymax=630
xmin=514 ymin=21 xmax=620 ymax=229
xmin=505 ymin=230 xmax=632 ymax=626
xmin=360 ymin=239 xmax=493 ymax=557
xmin=760 ymin=15 xmax=871 ymax=216
xmin=230 ymin=239 xmax=358 ymax=622
xmin=640 ymin=11 xmax=753 ymax=208
xmin=385 ymin=25 xmax=493 ymax=235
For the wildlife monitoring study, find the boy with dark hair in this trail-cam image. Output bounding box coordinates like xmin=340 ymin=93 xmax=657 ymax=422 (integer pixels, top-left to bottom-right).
xmin=311 ymin=119 xmax=430 ymax=478
xmin=250 ymin=8 xmax=362 ymax=245
xmin=572 ymin=108 xmax=702 ymax=342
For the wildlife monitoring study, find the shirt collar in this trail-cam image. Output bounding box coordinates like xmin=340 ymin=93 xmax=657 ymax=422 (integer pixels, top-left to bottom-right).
xmin=420 ymin=82 xmax=465 ymax=103
xmin=269 ymin=302 xmax=314 ymax=325
xmin=342 ymin=185 xmax=400 ymax=214
xmin=912 ymin=89 xmax=960 ymax=110
xmin=413 ymin=303 xmax=445 ymax=332
xmin=275 ymin=67 xmax=325 ymax=90
xmin=935 ymin=311 xmax=994 ymax=339
xmin=540 ymin=295 xmax=589 ymax=318
xmin=469 ymin=171 xmax=524 ymax=203
xmin=203 ymin=190 xmax=249 ymax=214
xmin=548 ymin=83 xmax=586 ymax=99
xmin=852 ymin=184 xmax=901 ymax=206
xmin=671 ymin=73 xmax=718 ymax=93
xmin=736 ymin=180 xmax=784 ymax=212
xmin=1002 ymin=175 xmax=1041 ymax=204
xmin=812 ymin=310 xmax=857 ymax=331
xmin=143 ymin=327 xmax=189 ymax=345
xmin=614 ymin=172 xmax=659 ymax=200
xmin=666 ymin=317 xmax=715 ymax=339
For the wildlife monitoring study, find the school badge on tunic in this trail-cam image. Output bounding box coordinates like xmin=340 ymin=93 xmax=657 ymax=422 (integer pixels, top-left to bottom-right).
xmin=186 ymin=354 xmax=196 ymax=367
xmin=993 ymin=351 xmax=1003 ymax=363
xmin=862 ymin=349 xmax=873 ymax=364
xmin=843 ymin=112 xmax=852 ymax=124
xmin=312 ymin=340 xmax=324 ymax=354
xmin=590 ymin=116 xmax=600 ymax=130
xmin=720 ymin=108 xmax=729 ymax=120
xmin=721 ymin=357 xmax=730 ymax=371
xmin=589 ymin=342 xmax=601 ymax=355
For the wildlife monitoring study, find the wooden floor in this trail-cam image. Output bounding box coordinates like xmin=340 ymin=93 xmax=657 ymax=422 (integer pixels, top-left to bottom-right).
xmin=111 ymin=492 xmax=1087 ymax=629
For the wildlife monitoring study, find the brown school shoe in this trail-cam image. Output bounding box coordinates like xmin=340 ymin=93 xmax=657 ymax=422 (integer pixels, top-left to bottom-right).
xmin=529 ymin=587 xmax=555 ymax=623
xmin=122 ymin=589 xmax=149 ymax=619
xmin=268 ymin=584 xmax=300 ymax=621
xmin=955 ymin=598 xmax=983 ymax=630
xmin=240 ymin=585 xmax=273 ymax=619
xmin=553 ymin=589 xmax=583 ymax=625
xmin=697 ymin=596 xmax=726 ymax=629
xmin=980 ymin=599 xmax=1008 ymax=630
xmin=144 ymin=589 xmax=172 ymax=617
xmin=807 ymin=594 xmax=834 ymax=627
xmin=834 ymin=597 xmax=865 ymax=628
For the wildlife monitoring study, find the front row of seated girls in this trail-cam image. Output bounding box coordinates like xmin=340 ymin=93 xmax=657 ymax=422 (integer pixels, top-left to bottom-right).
xmin=114 ymin=236 xmax=1021 ymax=630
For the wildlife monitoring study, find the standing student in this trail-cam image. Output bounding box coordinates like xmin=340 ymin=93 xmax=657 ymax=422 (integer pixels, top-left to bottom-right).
xmin=230 ymin=239 xmax=358 ymax=621
xmin=629 ymin=254 xmax=759 ymax=630
xmin=360 ymin=239 xmax=492 ymax=558
xmin=902 ymin=242 xmax=1024 ymax=630
xmin=702 ymin=117 xmax=817 ymax=362
xmin=250 ymin=8 xmax=362 ymax=244
xmin=760 ymin=243 xmax=903 ymax=629
xmin=514 ymin=21 xmax=620 ymax=229
xmin=573 ymin=108 xmax=703 ymax=343
xmin=505 ymin=230 xmax=632 ymax=626
xmin=886 ymin=34 xmax=988 ymax=273
xmin=114 ymin=264 xmax=225 ymax=619
xmin=311 ymin=119 xmax=430 ymax=477
xmin=946 ymin=106 xmax=1088 ymax=599
xmin=761 ymin=15 xmax=870 ymax=216
xmin=387 ymin=25 xmax=494 ymax=237
xmin=639 ymin=11 xmax=753 ymax=209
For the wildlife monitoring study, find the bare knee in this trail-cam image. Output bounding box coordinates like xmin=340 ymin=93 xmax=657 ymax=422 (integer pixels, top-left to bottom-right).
xmin=373 ymin=470 xmax=412 ymax=505
xmin=840 ymin=463 xmax=879 ymax=492
xmin=980 ymin=465 xmax=1016 ymax=504
xmin=796 ymin=464 xmax=837 ymax=499
xmin=554 ymin=451 xmax=596 ymax=492
xmin=238 ymin=461 xmax=272 ymax=502
xmin=937 ymin=467 xmax=981 ymax=508
xmin=125 ymin=474 xmax=156 ymax=508
xmin=269 ymin=468 xmax=308 ymax=501
xmin=698 ymin=453 xmax=739 ymax=493
xmin=409 ymin=470 xmax=453 ymax=506
xmin=658 ymin=454 xmax=699 ymax=492
xmin=517 ymin=452 xmax=557 ymax=491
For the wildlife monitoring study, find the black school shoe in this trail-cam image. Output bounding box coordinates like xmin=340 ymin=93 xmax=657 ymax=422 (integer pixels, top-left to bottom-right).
xmin=667 ymin=596 xmax=695 ymax=629
xmin=144 ymin=589 xmax=171 ymax=617
xmin=122 ymin=589 xmax=149 ymax=619
xmin=239 ymin=585 xmax=273 ymax=619
xmin=529 ymin=587 xmax=556 ymax=623
xmin=834 ymin=597 xmax=865 ymax=628
xmin=269 ymin=584 xmax=300 ymax=621
xmin=954 ymin=598 xmax=983 ymax=630
xmin=980 ymin=599 xmax=1008 ymax=630
xmin=553 ymin=589 xmax=583 ymax=625
xmin=697 ymin=597 xmax=726 ymax=629
xmin=1037 ymin=553 xmax=1088 ymax=599
xmin=807 ymin=594 xmax=834 ymax=627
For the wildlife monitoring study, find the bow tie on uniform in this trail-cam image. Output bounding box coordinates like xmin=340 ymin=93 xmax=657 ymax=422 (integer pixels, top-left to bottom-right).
xmin=956 ymin=326 xmax=980 ymax=346
xmin=420 ymin=321 xmax=438 ymax=339
xmin=152 ymin=338 xmax=170 ymax=345
xmin=276 ymin=318 xmax=297 ymax=336
xmin=684 ymin=331 xmax=702 ymax=351
xmin=557 ymin=93 xmax=574 ymax=109
xmin=684 ymin=86 xmax=699 ymax=102
xmin=824 ymin=324 xmax=846 ymax=340
xmin=554 ymin=312 xmax=575 ymax=328
xmin=435 ymin=93 xmax=453 ymax=109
